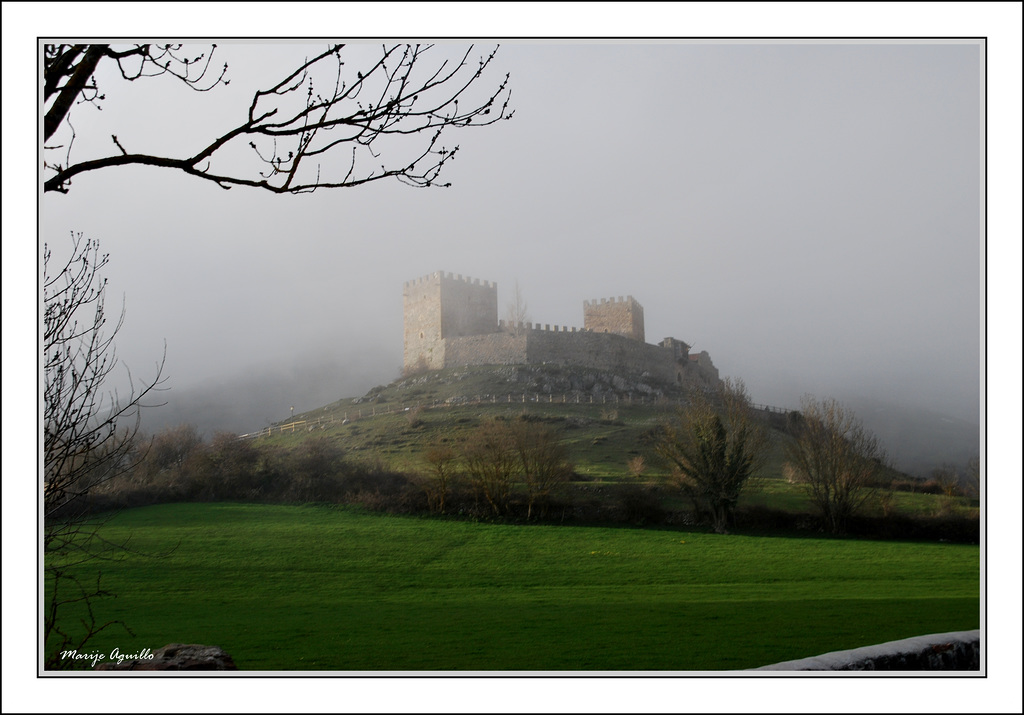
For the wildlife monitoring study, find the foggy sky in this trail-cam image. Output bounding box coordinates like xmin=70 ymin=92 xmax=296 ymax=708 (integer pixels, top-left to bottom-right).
xmin=40 ymin=40 xmax=983 ymax=442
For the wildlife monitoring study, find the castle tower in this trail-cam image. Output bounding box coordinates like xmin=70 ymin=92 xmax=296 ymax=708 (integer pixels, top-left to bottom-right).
xmin=583 ymin=295 xmax=645 ymax=343
xmin=403 ymin=272 xmax=498 ymax=372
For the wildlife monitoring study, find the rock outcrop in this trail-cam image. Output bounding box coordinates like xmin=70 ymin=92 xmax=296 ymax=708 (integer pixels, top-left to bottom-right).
xmin=94 ymin=643 xmax=237 ymax=671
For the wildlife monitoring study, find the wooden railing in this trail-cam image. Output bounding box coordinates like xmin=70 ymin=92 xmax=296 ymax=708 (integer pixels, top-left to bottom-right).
xmin=240 ymin=395 xmax=793 ymax=439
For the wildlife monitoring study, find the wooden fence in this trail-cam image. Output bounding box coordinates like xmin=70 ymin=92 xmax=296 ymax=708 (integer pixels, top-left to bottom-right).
xmin=240 ymin=394 xmax=793 ymax=440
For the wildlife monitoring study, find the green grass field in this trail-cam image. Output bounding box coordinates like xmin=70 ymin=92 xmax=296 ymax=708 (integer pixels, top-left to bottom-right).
xmin=47 ymin=502 xmax=980 ymax=671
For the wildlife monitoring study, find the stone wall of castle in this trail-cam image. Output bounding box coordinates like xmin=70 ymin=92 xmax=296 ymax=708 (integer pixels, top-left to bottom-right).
xmin=689 ymin=350 xmax=720 ymax=384
xmin=403 ymin=273 xmax=445 ymax=371
xmin=584 ymin=296 xmax=645 ymax=343
xmin=403 ymin=272 xmax=720 ymax=390
xmin=443 ymin=332 xmax=528 ymax=367
xmin=404 ymin=272 xmax=497 ymax=372
xmin=441 ymin=326 xmax=719 ymax=389
xmin=439 ymin=274 xmax=498 ymax=340
xmin=522 ymin=326 xmax=673 ymax=381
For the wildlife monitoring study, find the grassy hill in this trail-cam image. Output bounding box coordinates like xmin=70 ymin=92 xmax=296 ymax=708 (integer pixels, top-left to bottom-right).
xmin=235 ymin=364 xmax=975 ymax=528
xmin=257 ymin=363 xmax=771 ymax=477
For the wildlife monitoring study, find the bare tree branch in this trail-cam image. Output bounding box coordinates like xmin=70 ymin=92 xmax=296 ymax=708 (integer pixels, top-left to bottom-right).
xmin=43 ymin=42 xmax=513 ymax=194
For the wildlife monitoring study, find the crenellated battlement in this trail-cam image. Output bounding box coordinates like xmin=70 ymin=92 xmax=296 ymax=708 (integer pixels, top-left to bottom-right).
xmin=499 ymin=320 xmax=587 ymax=333
xmin=404 ymin=271 xmax=496 ymax=290
xmin=583 ymin=295 xmax=639 ymax=307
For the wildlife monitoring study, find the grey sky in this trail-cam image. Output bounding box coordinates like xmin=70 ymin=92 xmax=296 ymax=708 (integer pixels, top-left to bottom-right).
xmin=41 ymin=40 xmax=982 ymax=433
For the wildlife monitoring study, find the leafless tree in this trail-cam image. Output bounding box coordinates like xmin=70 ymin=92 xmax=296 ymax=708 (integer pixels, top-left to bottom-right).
xmin=43 ymin=42 xmax=513 ymax=194
xmin=931 ymin=463 xmax=964 ymax=498
xmin=964 ymin=454 xmax=981 ymax=499
xmin=44 ymin=232 xmax=165 ymax=668
xmin=627 ymin=455 xmax=647 ymax=478
xmin=422 ymin=442 xmax=458 ymax=514
xmin=784 ymin=396 xmax=887 ymax=534
xmin=653 ymin=379 xmax=769 ymax=534
xmin=504 ymin=280 xmax=530 ymax=336
xmin=462 ymin=419 xmax=519 ymax=516
xmin=509 ymin=419 xmax=571 ymax=519
xmin=144 ymin=423 xmax=203 ymax=473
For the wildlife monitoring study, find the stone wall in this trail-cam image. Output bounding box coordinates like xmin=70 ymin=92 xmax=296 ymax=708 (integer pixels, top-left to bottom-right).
xmin=690 ymin=350 xmax=720 ymax=384
xmin=439 ymin=273 xmax=498 ymax=340
xmin=444 ymin=332 xmax=527 ymax=366
xmin=584 ymin=296 xmax=645 ymax=342
xmin=754 ymin=630 xmax=981 ymax=671
xmin=441 ymin=326 xmax=720 ymax=390
xmin=404 ymin=272 xmax=497 ymax=372
xmin=403 ymin=273 xmax=445 ymax=371
xmin=524 ymin=326 xmax=675 ymax=382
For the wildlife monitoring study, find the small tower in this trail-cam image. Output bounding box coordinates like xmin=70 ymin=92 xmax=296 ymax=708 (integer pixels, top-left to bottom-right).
xmin=583 ymin=295 xmax=645 ymax=343
xmin=403 ymin=272 xmax=498 ymax=373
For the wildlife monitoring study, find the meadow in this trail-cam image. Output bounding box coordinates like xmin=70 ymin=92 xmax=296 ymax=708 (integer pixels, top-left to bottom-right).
xmin=48 ymin=502 xmax=980 ymax=671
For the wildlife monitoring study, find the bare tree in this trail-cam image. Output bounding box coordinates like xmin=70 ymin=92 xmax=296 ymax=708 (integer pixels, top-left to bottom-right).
xmin=44 ymin=232 xmax=165 ymax=668
xmin=653 ymin=379 xmax=768 ymax=534
xmin=43 ymin=42 xmax=513 ymax=194
xmin=627 ymin=455 xmax=647 ymax=478
xmin=144 ymin=423 xmax=203 ymax=473
xmin=509 ymin=419 xmax=571 ymax=519
xmin=931 ymin=463 xmax=964 ymax=498
xmin=504 ymin=280 xmax=530 ymax=336
xmin=964 ymin=454 xmax=981 ymax=499
xmin=422 ymin=442 xmax=458 ymax=514
xmin=784 ymin=396 xmax=886 ymax=534
xmin=462 ymin=419 xmax=519 ymax=516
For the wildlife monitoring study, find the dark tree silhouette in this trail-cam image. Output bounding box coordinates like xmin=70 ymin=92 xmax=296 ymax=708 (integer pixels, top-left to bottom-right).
xmin=43 ymin=232 xmax=165 ymax=668
xmin=43 ymin=42 xmax=514 ymax=194
xmin=653 ymin=379 xmax=769 ymax=534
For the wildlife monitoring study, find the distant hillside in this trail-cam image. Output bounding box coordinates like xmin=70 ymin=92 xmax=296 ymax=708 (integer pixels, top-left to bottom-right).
xmin=281 ymin=364 xmax=978 ymax=480
xmin=153 ymin=361 xmax=978 ymax=481
xmin=258 ymin=363 xmax=789 ymax=483
xmin=841 ymin=397 xmax=980 ymax=478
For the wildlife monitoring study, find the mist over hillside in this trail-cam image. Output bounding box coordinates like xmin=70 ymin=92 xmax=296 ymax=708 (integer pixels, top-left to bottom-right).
xmin=138 ymin=350 xmax=397 ymax=438
xmin=839 ymin=397 xmax=980 ymax=478
xmin=140 ymin=355 xmax=980 ymax=479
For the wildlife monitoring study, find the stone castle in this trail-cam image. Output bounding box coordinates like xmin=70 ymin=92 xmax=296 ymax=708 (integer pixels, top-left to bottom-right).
xmin=403 ymin=272 xmax=720 ymax=389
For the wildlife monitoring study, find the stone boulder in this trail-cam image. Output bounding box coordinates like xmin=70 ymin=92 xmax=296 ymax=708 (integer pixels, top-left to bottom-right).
xmin=95 ymin=643 xmax=237 ymax=671
xmin=754 ymin=630 xmax=980 ymax=671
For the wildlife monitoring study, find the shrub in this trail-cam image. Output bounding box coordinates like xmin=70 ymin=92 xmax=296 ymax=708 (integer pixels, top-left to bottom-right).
xmin=422 ymin=442 xmax=459 ymax=513
xmin=614 ymin=482 xmax=666 ymax=525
